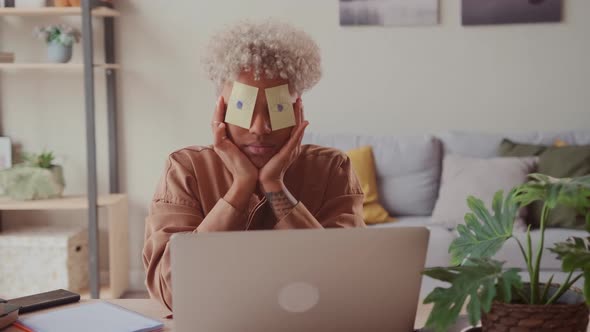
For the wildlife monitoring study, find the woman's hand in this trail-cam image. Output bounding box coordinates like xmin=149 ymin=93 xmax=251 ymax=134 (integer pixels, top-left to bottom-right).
xmin=212 ymin=96 xmax=258 ymax=211
xmin=259 ymin=98 xmax=309 ymax=192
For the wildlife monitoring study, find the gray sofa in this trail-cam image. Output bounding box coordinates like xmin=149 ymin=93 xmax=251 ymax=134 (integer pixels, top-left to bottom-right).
xmin=303 ymin=130 xmax=590 ymax=298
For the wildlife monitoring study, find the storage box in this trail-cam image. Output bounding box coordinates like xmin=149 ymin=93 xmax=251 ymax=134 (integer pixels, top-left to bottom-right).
xmin=0 ymin=225 xmax=88 ymax=298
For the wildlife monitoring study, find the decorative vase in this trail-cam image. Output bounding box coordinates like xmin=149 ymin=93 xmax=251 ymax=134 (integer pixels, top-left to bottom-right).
xmin=47 ymin=41 xmax=72 ymax=63
xmin=481 ymin=285 xmax=589 ymax=332
xmin=0 ymin=165 xmax=65 ymax=200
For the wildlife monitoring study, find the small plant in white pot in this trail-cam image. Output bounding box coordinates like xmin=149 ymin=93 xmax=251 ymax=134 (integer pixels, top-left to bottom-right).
xmin=34 ymin=24 xmax=80 ymax=63
xmin=0 ymin=151 xmax=65 ymax=200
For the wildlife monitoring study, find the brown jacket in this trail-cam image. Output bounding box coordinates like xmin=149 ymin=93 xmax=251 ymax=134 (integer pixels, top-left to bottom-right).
xmin=142 ymin=144 xmax=365 ymax=310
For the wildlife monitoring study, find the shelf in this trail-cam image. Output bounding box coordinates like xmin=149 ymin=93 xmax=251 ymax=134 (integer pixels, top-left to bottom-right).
xmin=0 ymin=193 xmax=130 ymax=299
xmin=0 ymin=193 xmax=126 ymax=210
xmin=0 ymin=7 xmax=120 ymax=17
xmin=0 ymin=63 xmax=120 ymax=70
xmin=0 ymin=4 xmax=124 ymax=300
xmin=80 ymin=285 xmax=116 ymax=300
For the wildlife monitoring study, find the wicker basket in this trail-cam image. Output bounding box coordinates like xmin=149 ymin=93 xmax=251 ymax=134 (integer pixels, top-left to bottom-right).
xmin=481 ymin=286 xmax=589 ymax=332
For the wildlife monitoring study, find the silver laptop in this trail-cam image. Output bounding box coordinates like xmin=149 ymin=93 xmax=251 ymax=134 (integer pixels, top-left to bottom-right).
xmin=171 ymin=227 xmax=429 ymax=332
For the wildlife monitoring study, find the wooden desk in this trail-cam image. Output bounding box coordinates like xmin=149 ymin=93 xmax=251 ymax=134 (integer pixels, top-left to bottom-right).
xmin=5 ymin=299 xmax=433 ymax=331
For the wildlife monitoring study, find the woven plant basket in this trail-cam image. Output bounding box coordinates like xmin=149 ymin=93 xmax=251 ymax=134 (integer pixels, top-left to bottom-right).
xmin=481 ymin=285 xmax=589 ymax=332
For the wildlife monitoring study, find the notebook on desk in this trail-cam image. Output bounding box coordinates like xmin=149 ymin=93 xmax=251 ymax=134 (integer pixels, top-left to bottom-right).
xmin=13 ymin=301 xmax=164 ymax=332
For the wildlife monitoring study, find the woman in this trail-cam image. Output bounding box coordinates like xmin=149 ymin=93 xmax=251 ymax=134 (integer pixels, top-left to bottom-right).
xmin=143 ymin=20 xmax=365 ymax=310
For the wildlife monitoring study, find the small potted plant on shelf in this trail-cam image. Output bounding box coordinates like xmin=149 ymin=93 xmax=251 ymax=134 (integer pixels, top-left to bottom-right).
xmin=33 ymin=24 xmax=80 ymax=63
xmin=0 ymin=150 xmax=65 ymax=200
xmin=422 ymin=174 xmax=590 ymax=332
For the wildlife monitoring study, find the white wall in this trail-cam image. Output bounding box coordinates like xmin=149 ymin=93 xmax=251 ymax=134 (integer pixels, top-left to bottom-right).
xmin=1 ymin=0 xmax=589 ymax=291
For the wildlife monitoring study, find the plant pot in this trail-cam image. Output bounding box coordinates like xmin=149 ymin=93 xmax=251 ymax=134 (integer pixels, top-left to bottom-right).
xmin=481 ymin=285 xmax=589 ymax=332
xmin=68 ymin=0 xmax=80 ymax=6
xmin=0 ymin=165 xmax=65 ymax=200
xmin=47 ymin=41 xmax=72 ymax=63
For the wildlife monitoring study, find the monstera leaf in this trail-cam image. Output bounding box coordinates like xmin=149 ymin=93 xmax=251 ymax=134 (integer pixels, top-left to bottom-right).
xmin=449 ymin=190 xmax=519 ymax=266
xmin=423 ymin=174 xmax=590 ymax=331
xmin=517 ymin=174 xmax=590 ymax=303
xmin=423 ymin=258 xmax=522 ymax=332
xmin=550 ymin=237 xmax=590 ymax=305
xmin=514 ymin=174 xmax=590 ymax=216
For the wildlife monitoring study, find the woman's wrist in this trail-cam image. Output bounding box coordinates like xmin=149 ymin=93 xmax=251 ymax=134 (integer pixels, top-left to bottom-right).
xmin=260 ymin=180 xmax=283 ymax=193
xmin=262 ymin=181 xmax=298 ymax=220
xmin=224 ymin=179 xmax=256 ymax=212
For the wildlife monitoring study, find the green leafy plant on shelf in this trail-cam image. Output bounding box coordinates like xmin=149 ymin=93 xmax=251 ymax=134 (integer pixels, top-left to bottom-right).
xmin=33 ymin=24 xmax=81 ymax=63
xmin=0 ymin=150 xmax=65 ymax=200
xmin=422 ymin=174 xmax=590 ymax=332
xmin=33 ymin=24 xmax=81 ymax=47
xmin=22 ymin=151 xmax=56 ymax=169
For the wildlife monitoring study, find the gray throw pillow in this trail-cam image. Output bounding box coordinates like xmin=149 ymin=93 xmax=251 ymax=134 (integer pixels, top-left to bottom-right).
xmin=432 ymin=155 xmax=538 ymax=229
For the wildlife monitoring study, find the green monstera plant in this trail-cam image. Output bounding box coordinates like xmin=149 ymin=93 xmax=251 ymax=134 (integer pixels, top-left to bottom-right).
xmin=422 ymin=174 xmax=590 ymax=332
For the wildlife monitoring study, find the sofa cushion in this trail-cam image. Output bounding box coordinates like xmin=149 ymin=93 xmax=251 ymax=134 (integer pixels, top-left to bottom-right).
xmin=369 ymin=217 xmax=455 ymax=268
xmin=303 ymin=133 xmax=442 ymax=216
xmin=431 ymin=154 xmax=537 ymax=229
xmin=346 ymin=146 xmax=394 ymax=224
xmin=499 ymin=139 xmax=590 ymax=229
xmin=439 ymin=130 xmax=590 ymax=158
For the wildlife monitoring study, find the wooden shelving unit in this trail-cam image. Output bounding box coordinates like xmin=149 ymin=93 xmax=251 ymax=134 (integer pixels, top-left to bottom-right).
xmin=0 ymin=194 xmax=125 ymax=210
xmin=80 ymin=285 xmax=116 ymax=300
xmin=0 ymin=6 xmax=119 ymax=17
xmin=0 ymin=63 xmax=121 ymax=70
xmin=0 ymin=1 xmax=125 ymax=299
xmin=0 ymin=194 xmax=129 ymax=299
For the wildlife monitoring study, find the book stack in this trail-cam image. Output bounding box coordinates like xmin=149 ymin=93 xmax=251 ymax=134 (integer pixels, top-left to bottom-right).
xmin=0 ymin=52 xmax=15 ymax=63
xmin=14 ymin=301 xmax=165 ymax=332
xmin=0 ymin=301 xmax=20 ymax=330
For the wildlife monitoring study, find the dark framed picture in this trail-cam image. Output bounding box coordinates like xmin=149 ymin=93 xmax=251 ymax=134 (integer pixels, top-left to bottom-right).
xmin=462 ymin=0 xmax=563 ymax=26
xmin=340 ymin=0 xmax=439 ymax=26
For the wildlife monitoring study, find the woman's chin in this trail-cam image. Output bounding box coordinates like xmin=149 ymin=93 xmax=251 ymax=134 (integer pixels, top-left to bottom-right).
xmin=249 ymin=155 xmax=271 ymax=169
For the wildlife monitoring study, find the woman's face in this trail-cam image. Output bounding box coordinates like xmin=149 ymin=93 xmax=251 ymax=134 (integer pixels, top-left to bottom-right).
xmin=220 ymin=71 xmax=298 ymax=168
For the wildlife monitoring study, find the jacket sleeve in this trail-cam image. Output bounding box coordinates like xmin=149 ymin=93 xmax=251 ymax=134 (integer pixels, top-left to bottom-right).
xmin=142 ymin=153 xmax=247 ymax=311
xmin=274 ymin=154 xmax=366 ymax=230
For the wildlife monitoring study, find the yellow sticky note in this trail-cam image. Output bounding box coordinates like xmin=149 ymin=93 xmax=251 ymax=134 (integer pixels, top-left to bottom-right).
xmin=265 ymin=84 xmax=296 ymax=131
xmin=225 ymin=82 xmax=259 ymax=129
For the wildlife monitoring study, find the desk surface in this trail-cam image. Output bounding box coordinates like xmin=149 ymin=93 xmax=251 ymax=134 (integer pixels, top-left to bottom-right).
xmin=5 ymin=299 xmax=433 ymax=331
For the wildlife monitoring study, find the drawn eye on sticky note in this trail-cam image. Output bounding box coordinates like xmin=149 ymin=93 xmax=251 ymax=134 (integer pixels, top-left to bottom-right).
xmin=265 ymin=84 xmax=296 ymax=131
xmin=225 ymin=82 xmax=259 ymax=129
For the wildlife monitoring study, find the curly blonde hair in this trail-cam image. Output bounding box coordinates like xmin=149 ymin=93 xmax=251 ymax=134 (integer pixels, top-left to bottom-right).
xmin=203 ymin=20 xmax=322 ymax=95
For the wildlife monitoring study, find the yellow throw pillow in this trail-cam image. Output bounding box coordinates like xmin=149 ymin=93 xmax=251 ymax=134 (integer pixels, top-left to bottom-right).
xmin=346 ymin=146 xmax=395 ymax=224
